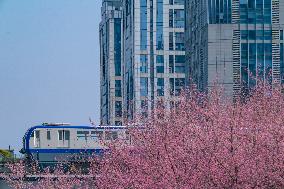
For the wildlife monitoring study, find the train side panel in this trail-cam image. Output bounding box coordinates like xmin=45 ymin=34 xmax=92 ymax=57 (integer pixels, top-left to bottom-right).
xmin=24 ymin=126 xmax=128 ymax=164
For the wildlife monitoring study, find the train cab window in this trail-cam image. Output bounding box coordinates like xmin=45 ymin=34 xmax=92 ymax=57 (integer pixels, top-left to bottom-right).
xmin=34 ymin=130 xmax=40 ymax=148
xmin=47 ymin=131 xmax=51 ymax=140
xmin=91 ymin=131 xmax=103 ymax=140
xmin=30 ymin=131 xmax=34 ymax=138
xmin=77 ymin=131 xmax=89 ymax=140
xmin=105 ymin=131 xmax=118 ymax=141
xmin=35 ymin=130 xmax=40 ymax=139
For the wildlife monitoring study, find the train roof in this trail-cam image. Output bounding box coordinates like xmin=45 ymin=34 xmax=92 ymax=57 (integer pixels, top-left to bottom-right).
xmin=29 ymin=125 xmax=127 ymax=130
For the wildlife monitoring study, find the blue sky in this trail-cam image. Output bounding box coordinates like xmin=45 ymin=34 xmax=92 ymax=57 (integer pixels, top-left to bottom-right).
xmin=0 ymin=0 xmax=101 ymax=151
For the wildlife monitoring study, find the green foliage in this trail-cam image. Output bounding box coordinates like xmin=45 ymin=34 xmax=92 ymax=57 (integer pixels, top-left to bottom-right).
xmin=0 ymin=149 xmax=13 ymax=160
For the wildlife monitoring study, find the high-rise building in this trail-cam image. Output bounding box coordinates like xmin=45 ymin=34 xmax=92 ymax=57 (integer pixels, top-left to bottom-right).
xmin=100 ymin=0 xmax=123 ymax=126
xmin=122 ymin=0 xmax=186 ymax=120
xmin=185 ymin=0 xmax=284 ymax=97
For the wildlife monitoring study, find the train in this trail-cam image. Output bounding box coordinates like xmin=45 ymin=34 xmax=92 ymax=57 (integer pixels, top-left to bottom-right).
xmin=20 ymin=123 xmax=129 ymax=167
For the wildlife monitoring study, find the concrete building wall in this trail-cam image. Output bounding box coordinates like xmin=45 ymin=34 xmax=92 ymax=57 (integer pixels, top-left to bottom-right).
xmin=207 ymin=24 xmax=234 ymax=96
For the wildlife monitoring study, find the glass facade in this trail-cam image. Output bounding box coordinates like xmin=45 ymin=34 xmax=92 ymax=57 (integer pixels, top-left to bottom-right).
xmin=208 ymin=0 xmax=232 ymax=24
xmin=240 ymin=0 xmax=271 ymax=24
xmin=241 ymin=43 xmax=272 ymax=88
xmin=100 ymin=0 xmax=123 ymax=126
xmin=281 ymin=43 xmax=284 ymax=83
xmin=121 ymin=0 xmax=185 ymax=120
xmin=186 ymin=0 xmax=284 ymax=98
xmin=114 ymin=18 xmax=121 ymax=76
xmin=239 ymin=0 xmax=273 ymax=89
xmin=140 ymin=0 xmax=147 ymax=50
xmin=241 ymin=30 xmax=272 ymax=40
xmin=156 ymin=0 xmax=164 ymax=50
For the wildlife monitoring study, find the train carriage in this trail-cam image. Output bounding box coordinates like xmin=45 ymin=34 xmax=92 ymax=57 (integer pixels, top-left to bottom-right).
xmin=21 ymin=123 xmax=129 ymax=166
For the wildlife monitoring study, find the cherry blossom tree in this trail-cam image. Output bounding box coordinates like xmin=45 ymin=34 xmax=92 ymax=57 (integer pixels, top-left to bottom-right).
xmin=1 ymin=159 xmax=98 ymax=189
xmin=2 ymin=84 xmax=284 ymax=189
xmin=98 ymin=85 xmax=284 ymax=189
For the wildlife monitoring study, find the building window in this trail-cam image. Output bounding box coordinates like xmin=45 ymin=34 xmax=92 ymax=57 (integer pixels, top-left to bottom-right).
xmin=249 ymin=43 xmax=256 ymax=87
xmin=157 ymin=78 xmax=164 ymax=96
xmin=170 ymin=78 xmax=175 ymax=95
xmin=141 ymin=100 xmax=148 ymax=109
xmin=241 ymin=42 xmax=272 ymax=87
xmin=264 ymin=30 xmax=272 ymax=40
xmin=115 ymin=101 xmax=122 ymax=117
xmin=156 ymin=55 xmax=164 ymax=73
xmin=169 ymin=32 xmax=174 ymax=50
xmin=175 ymin=32 xmax=185 ymax=51
xmin=174 ymin=9 xmax=184 ymax=28
xmin=169 ymin=9 xmax=173 ymax=28
xmin=264 ymin=43 xmax=272 ymax=83
xmin=140 ymin=0 xmax=147 ymax=50
xmin=175 ymin=78 xmax=185 ymax=95
xmin=169 ymin=55 xmax=174 ymax=73
xmin=175 ymin=55 xmax=185 ymax=73
xmin=156 ymin=0 xmax=164 ymax=50
xmin=241 ymin=30 xmax=248 ymax=40
xmin=257 ymin=43 xmax=264 ymax=79
xmin=172 ymin=0 xmax=184 ymax=5
xmin=140 ymin=55 xmax=148 ymax=73
xmin=264 ymin=0 xmax=271 ymax=24
xmin=175 ymin=55 xmax=185 ymax=63
xmin=114 ymin=18 xmax=121 ymax=76
xmin=281 ymin=43 xmax=284 ymax=83
xmin=140 ymin=77 xmax=148 ymax=97
xmin=248 ymin=30 xmax=256 ymax=40
xmin=256 ymin=30 xmax=264 ymax=40
xmin=115 ymin=80 xmax=122 ymax=97
xmin=175 ymin=66 xmax=185 ymax=73
xmin=241 ymin=43 xmax=249 ymax=87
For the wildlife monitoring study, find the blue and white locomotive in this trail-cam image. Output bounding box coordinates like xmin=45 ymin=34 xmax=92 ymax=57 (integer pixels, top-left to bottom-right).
xmin=21 ymin=123 xmax=129 ymax=166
